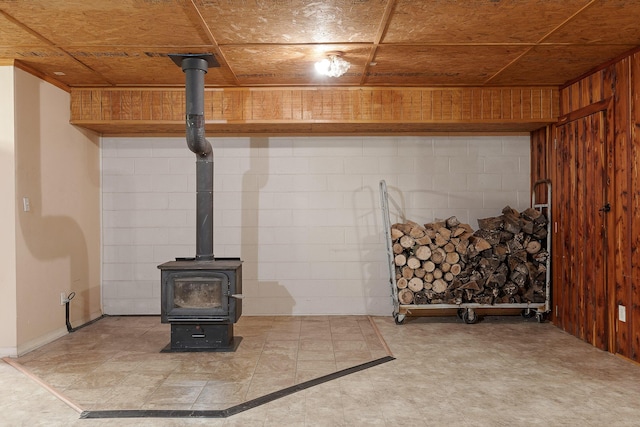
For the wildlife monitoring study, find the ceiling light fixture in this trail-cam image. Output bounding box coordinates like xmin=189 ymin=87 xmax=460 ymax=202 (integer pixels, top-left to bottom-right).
xmin=314 ymin=51 xmax=350 ymax=77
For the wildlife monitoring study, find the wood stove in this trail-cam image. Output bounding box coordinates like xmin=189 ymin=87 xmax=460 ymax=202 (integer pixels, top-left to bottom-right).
xmin=159 ymin=258 xmax=242 ymax=352
xmin=159 ymin=53 xmax=243 ymax=352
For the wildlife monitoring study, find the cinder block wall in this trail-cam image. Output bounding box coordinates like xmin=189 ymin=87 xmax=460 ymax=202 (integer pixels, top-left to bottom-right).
xmin=101 ymin=135 xmax=530 ymax=315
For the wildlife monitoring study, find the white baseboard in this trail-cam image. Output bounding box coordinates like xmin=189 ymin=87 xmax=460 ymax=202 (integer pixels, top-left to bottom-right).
xmin=15 ymin=310 xmax=104 ymax=357
xmin=0 ymin=347 xmax=18 ymax=358
xmin=16 ymin=327 xmax=68 ymax=357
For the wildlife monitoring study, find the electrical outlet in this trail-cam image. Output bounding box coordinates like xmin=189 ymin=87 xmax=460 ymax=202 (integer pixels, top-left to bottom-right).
xmin=60 ymin=292 xmax=67 ymax=306
xmin=619 ymin=305 xmax=626 ymax=323
xmin=22 ymin=197 xmax=30 ymax=212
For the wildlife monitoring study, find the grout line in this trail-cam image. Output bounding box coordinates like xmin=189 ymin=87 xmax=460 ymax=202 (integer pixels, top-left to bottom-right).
xmin=367 ymin=316 xmax=394 ymax=357
xmin=2 ymin=357 xmax=84 ymax=414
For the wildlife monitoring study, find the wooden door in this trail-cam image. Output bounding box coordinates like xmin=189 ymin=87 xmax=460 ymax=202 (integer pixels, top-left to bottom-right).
xmin=554 ymin=107 xmax=611 ymax=350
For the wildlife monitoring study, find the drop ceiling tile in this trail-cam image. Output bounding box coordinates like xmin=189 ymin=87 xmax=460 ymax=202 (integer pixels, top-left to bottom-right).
xmin=544 ymin=0 xmax=640 ymax=44
xmin=489 ymin=44 xmax=638 ymax=86
xmin=221 ymin=45 xmax=371 ymax=86
xmin=0 ymin=46 xmax=109 ymax=85
xmin=384 ymin=0 xmax=591 ymax=44
xmin=365 ymin=45 xmax=529 ymax=86
xmin=65 ymin=47 xmax=236 ymax=86
xmin=198 ymin=0 xmax=387 ymax=44
xmin=1 ymin=0 xmax=210 ymax=46
xmin=0 ymin=13 xmax=48 ymax=46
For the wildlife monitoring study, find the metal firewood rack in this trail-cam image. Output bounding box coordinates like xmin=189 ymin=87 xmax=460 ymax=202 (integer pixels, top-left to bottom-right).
xmin=379 ymin=179 xmax=551 ymax=325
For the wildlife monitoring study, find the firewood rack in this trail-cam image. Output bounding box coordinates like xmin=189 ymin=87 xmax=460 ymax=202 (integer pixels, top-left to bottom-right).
xmin=379 ymin=179 xmax=552 ymax=325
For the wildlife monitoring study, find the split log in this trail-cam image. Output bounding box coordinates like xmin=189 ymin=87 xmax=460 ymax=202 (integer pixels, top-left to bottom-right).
xmin=470 ymin=236 xmax=492 ymax=252
xmin=443 ymin=242 xmax=456 ymax=253
xmin=423 ymin=261 xmax=436 ymax=273
xmin=445 ymin=252 xmax=460 ymax=264
xmin=414 ymin=291 xmax=428 ymax=304
xmin=450 ymin=263 xmax=462 ymax=276
xmin=391 ymin=228 xmax=404 ymax=241
xmin=431 ymin=248 xmax=446 ymax=264
xmin=407 ymin=256 xmax=421 ymax=269
xmin=415 ymin=245 xmax=432 ymax=261
xmin=393 ymin=243 xmax=404 ymax=254
xmin=416 ymin=235 xmax=433 ymax=246
xmin=477 ymin=216 xmax=503 ymax=231
xmin=423 ymin=277 xmax=433 ymax=290
xmin=432 ymin=279 xmax=448 ymax=294
xmin=408 ymin=277 xmax=424 ymax=292
xmin=409 ymin=226 xmax=426 ymax=239
xmin=400 ymin=235 xmax=415 ymax=249
xmin=438 ymin=227 xmax=452 ymax=240
xmin=451 ymin=226 xmax=466 ymax=238
xmin=446 ymin=216 xmax=461 ymax=228
xmin=394 ymin=254 xmax=407 ymax=266
xmin=398 ymin=288 xmax=414 ymax=304
xmin=526 ymin=241 xmax=542 ymax=254
xmin=434 ymin=233 xmax=448 ymax=247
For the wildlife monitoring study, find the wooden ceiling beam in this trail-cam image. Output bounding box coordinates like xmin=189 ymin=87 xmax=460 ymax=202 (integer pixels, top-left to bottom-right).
xmin=70 ymin=85 xmax=559 ymax=136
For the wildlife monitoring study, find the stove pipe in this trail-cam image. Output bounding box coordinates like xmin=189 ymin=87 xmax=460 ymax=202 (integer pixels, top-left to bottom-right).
xmin=170 ymin=54 xmax=219 ymax=261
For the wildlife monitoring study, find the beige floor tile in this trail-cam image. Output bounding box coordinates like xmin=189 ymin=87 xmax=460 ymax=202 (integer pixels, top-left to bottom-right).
xmin=143 ymin=384 xmax=205 ymax=407
xmin=193 ymin=380 xmax=251 ymax=407
xmin=10 ymin=314 xmax=640 ymax=426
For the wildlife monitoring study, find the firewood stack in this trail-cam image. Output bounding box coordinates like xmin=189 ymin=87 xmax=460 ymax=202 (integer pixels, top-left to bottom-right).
xmin=390 ymin=206 xmax=548 ymax=306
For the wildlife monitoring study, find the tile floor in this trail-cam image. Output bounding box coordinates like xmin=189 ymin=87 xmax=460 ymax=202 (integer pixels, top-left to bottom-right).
xmin=2 ymin=314 xmax=640 ymax=426
xmin=11 ymin=315 xmax=389 ymax=412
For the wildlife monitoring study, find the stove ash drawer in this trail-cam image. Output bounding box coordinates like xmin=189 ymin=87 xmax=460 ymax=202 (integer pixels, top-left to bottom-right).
xmin=170 ymin=323 xmax=233 ymax=350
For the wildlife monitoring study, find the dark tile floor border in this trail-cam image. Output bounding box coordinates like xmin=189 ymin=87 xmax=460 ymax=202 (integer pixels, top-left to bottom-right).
xmin=80 ymin=356 xmax=395 ymax=419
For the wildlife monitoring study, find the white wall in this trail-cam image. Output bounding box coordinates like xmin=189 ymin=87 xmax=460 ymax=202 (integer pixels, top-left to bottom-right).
xmin=13 ymin=69 xmax=101 ymax=355
xmin=0 ymin=66 xmax=17 ymax=356
xmin=102 ymin=135 xmax=531 ymax=316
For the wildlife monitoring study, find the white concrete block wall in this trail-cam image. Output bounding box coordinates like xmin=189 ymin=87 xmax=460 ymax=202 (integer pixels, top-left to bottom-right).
xmin=101 ymin=135 xmax=530 ymax=315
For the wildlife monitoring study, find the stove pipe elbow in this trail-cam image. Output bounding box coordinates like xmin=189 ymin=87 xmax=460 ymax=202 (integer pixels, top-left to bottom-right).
xmin=182 ymin=57 xmax=213 ymax=160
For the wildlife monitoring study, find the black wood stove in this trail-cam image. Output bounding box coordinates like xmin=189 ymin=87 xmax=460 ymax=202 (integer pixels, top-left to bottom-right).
xmin=158 ymin=53 xmax=242 ymax=352
xmin=159 ymin=258 xmax=242 ymax=351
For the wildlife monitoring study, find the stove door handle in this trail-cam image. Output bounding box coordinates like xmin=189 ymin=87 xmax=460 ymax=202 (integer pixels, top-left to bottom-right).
xmin=230 ymin=294 xmax=245 ymax=299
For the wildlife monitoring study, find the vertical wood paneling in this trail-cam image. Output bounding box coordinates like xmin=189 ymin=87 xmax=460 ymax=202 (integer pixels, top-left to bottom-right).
xmin=141 ymin=91 xmax=152 ymax=120
xmin=613 ymin=59 xmax=632 ymax=358
xmin=380 ymin=90 xmax=393 ymax=121
xmin=575 ymin=120 xmax=586 ymax=341
xmin=531 ymin=90 xmax=542 ymax=120
xmin=291 ymin=90 xmax=303 ymax=121
xmin=421 ymin=90 xmax=434 ymax=121
xmin=119 ymin=90 xmax=131 ymax=120
xmin=89 ymin=90 xmax=100 ymax=121
xmin=110 ymin=91 xmax=121 ymax=120
xmin=440 ymin=90 xmax=452 ymax=120
xmin=631 ymin=54 xmax=640 ymax=361
xmin=555 ymin=46 xmax=640 ymax=361
xmin=151 ymin=91 xmax=162 ymax=121
xmin=555 ymin=108 xmax=610 ymax=350
xmin=130 ymin=90 xmax=141 ymax=120
xmin=70 ymin=86 xmax=559 ymax=128
xmin=208 ymin=90 xmax=221 ymax=120
xmin=432 ymin=90 xmax=443 ymax=120
xmin=583 ymin=117 xmax=596 ymax=345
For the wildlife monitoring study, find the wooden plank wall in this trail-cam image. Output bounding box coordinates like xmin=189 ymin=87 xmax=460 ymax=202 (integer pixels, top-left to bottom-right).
xmin=69 ymin=86 xmax=558 ymax=135
xmin=554 ymin=51 xmax=640 ymax=363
